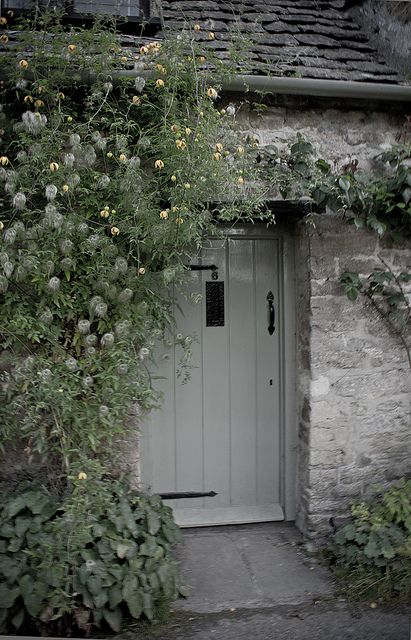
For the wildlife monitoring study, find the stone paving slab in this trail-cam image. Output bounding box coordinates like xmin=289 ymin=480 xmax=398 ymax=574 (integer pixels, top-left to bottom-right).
xmin=174 ymin=523 xmax=334 ymax=612
xmin=130 ymin=606 xmax=411 ymax=640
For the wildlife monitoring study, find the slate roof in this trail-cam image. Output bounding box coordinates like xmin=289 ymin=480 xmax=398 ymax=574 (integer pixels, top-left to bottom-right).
xmin=159 ymin=0 xmax=406 ymax=84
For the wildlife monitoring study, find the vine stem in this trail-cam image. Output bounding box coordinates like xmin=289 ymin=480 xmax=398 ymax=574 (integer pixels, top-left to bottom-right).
xmin=363 ymin=291 xmax=411 ymax=370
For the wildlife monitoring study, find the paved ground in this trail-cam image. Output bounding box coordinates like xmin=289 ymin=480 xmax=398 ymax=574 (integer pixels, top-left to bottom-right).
xmin=121 ymin=523 xmax=411 ymax=640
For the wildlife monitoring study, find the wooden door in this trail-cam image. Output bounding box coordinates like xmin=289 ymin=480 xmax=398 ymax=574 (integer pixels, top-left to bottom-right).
xmin=141 ymin=227 xmax=292 ymax=526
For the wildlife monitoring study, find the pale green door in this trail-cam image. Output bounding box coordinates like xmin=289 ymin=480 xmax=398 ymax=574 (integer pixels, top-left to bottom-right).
xmin=141 ymin=228 xmax=290 ymax=526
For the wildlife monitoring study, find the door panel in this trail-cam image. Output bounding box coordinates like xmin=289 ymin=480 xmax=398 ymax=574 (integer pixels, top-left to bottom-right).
xmin=141 ymin=231 xmax=284 ymax=526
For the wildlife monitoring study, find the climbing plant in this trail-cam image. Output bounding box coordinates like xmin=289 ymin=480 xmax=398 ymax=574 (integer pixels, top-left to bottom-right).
xmin=0 ymin=11 xmax=271 ymax=634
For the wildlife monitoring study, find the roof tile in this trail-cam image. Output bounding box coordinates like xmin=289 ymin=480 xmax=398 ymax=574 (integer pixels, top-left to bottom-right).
xmin=159 ymin=0 xmax=406 ymax=85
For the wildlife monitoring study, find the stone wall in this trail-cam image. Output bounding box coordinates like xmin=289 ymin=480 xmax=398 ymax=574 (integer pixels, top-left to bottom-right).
xmin=239 ymin=95 xmax=411 ymax=538
xmin=295 ymin=216 xmax=411 ymax=540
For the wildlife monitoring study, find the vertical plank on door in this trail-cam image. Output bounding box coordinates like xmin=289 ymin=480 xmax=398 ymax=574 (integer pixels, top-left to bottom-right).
xmin=255 ymin=239 xmax=281 ymax=505
xmin=174 ymin=270 xmax=204 ymax=509
xmin=202 ymin=242 xmax=230 ymax=508
xmin=140 ymin=294 xmax=177 ymax=510
xmin=228 ymin=238 xmax=257 ymax=506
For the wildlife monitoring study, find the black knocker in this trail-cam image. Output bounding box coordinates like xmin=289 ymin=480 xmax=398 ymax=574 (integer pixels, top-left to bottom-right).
xmin=267 ymin=291 xmax=275 ymax=335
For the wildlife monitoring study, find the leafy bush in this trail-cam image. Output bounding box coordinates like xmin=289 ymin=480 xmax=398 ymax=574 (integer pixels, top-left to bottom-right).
xmin=329 ymin=478 xmax=411 ymax=603
xmin=0 ymin=477 xmax=182 ymax=635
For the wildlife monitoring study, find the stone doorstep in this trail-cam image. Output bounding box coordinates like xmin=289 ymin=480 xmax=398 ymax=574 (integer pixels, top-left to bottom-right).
xmin=173 ymin=523 xmax=334 ymax=614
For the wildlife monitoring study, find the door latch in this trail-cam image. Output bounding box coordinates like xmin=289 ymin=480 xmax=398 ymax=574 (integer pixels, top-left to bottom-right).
xmin=267 ymin=291 xmax=275 ymax=335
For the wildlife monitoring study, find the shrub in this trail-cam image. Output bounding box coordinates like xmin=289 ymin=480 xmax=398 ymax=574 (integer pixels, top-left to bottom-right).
xmin=329 ymin=478 xmax=411 ymax=603
xmin=0 ymin=476 xmax=182 ymax=635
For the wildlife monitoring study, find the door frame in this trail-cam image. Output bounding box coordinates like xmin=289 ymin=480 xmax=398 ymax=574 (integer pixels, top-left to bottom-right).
xmin=140 ymin=222 xmax=297 ymax=522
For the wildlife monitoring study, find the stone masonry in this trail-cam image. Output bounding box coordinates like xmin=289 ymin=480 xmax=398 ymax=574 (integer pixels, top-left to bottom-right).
xmin=240 ymin=96 xmax=411 ymax=538
xmin=295 ymin=216 xmax=411 ymax=539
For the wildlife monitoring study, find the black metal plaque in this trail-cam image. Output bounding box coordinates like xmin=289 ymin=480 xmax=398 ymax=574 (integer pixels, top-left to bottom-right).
xmin=206 ymin=281 xmax=225 ymax=327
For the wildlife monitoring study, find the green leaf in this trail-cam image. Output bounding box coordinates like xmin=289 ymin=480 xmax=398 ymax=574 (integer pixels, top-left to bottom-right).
xmin=87 ymin=575 xmax=102 ymax=595
xmin=14 ymin=517 xmax=31 ymax=538
xmin=21 ymin=581 xmax=48 ymax=617
xmin=146 ymin=510 xmax=161 ymax=536
xmin=116 ymin=542 xmax=129 ymax=559
xmin=338 ymin=176 xmax=351 ymax=193
xmin=6 ymin=496 xmax=27 ymax=518
xmin=93 ymin=590 xmax=109 ymax=609
xmin=127 ymin=590 xmax=143 ymax=619
xmin=142 ymin=592 xmax=154 ymax=620
xmin=108 ymin=585 xmax=123 ymax=609
xmin=123 ymin=574 xmax=138 ymax=602
xmin=120 ymin=499 xmax=138 ymax=536
xmin=0 ymin=584 xmax=19 ymax=608
xmin=346 ymin=287 xmax=359 ymax=302
xmin=102 ymin=607 xmax=122 ymax=632
xmin=11 ymin=608 xmax=25 ymax=629
xmin=139 ymin=537 xmax=159 ymax=557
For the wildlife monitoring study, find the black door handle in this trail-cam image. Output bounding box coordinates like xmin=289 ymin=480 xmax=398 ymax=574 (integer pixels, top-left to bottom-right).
xmin=267 ymin=291 xmax=275 ymax=335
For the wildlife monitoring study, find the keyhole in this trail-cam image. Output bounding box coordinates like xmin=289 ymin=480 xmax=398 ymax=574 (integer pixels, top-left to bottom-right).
xmin=269 ymin=379 xmax=273 ymax=386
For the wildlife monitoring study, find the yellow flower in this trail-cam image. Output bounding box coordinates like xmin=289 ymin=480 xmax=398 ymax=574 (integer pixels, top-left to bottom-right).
xmin=199 ymin=111 xmax=204 ymax=117
xmin=220 ymin=109 xmax=226 ymax=115
xmin=23 ymin=95 xmax=33 ymax=103
xmin=100 ymin=209 xmax=110 ymax=218
xmin=194 ymin=24 xmax=201 ymax=32
xmin=111 ymin=209 xmax=116 ymax=214
xmin=175 ymin=217 xmax=184 ymax=225
xmin=208 ymin=32 xmax=215 ymax=40
xmin=56 ymin=92 xmax=65 ymax=100
xmin=185 ymin=127 xmax=192 ymax=136
xmin=49 ymin=162 xmax=59 ymax=172
xmin=155 ymin=79 xmax=165 ymax=88
xmin=62 ymin=184 xmax=69 ymax=192
xmin=18 ymin=59 xmax=29 ymax=69
xmin=0 ymin=34 xmax=9 ymax=44
xmin=237 ymin=146 xmax=245 ymax=155
xmin=120 ymin=56 xmax=128 ymax=63
xmin=139 ymin=266 xmax=146 ymax=274
xmin=184 ymin=183 xmax=191 ymax=189
xmin=175 ymin=139 xmax=187 ymax=151
xmin=0 ymin=17 xmax=7 ymax=25
xmin=78 ymin=472 xmax=87 ymax=480
xmin=0 ymin=221 xmax=4 ymax=230
xmin=156 ymin=63 xmax=166 ymax=74
xmin=0 ymin=156 xmax=9 ymax=166
xmin=111 ymin=226 xmax=120 ymax=236
xmin=119 ymin=153 xmax=127 ymax=162
xmin=238 ymin=176 xmax=244 ymax=185
xmin=106 ymin=152 xmax=113 ymax=158
xmin=199 ymin=56 xmax=206 ymax=63
xmin=67 ymin=116 xmax=73 ymax=123
xmin=37 ymin=86 xmax=44 ymax=93
xmin=132 ymin=95 xmax=141 ymax=105
xmin=160 ymin=210 xmax=169 ymax=219
xmin=140 ymin=45 xmax=149 ymax=55
xmin=154 ymin=159 xmax=164 ymax=169
xmin=215 ymin=143 xmax=223 ymax=153
xmin=171 ymin=124 xmax=179 ymax=133
xmin=34 ymin=99 xmax=44 ymax=108
xmin=207 ymin=87 xmax=218 ymax=100
xmin=171 ymin=175 xmax=177 ymax=183
xmin=67 ymin=44 xmax=76 ymax=53
xmin=213 ymin=152 xmax=222 ymax=161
